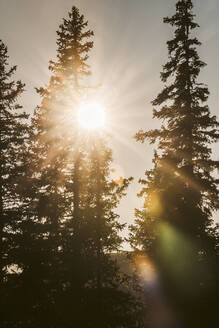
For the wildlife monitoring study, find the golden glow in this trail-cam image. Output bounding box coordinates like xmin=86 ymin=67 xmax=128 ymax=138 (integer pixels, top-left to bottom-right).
xmin=145 ymin=192 xmax=163 ymax=216
xmin=77 ymin=102 xmax=105 ymax=130
xmin=134 ymin=254 xmax=157 ymax=284
xmin=110 ymin=164 xmax=124 ymax=185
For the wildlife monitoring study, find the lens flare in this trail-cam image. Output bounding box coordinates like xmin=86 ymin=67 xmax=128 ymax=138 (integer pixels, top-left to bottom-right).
xmin=134 ymin=254 xmax=157 ymax=284
xmin=77 ymin=102 xmax=105 ymax=130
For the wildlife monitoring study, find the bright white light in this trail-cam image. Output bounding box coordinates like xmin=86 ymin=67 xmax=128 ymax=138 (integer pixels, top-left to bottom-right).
xmin=77 ymin=102 xmax=105 ymax=130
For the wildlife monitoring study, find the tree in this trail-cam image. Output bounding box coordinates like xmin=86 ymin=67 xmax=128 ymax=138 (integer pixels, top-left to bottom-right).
xmin=14 ymin=6 xmax=143 ymax=328
xmin=46 ymin=7 xmax=143 ymax=327
xmin=11 ymin=6 xmax=94 ymax=328
xmin=0 ymin=39 xmax=28 ymax=326
xmin=131 ymin=1 xmax=219 ymax=327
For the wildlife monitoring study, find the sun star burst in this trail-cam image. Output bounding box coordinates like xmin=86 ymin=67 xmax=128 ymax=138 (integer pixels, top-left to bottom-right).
xmin=77 ymin=102 xmax=105 ymax=130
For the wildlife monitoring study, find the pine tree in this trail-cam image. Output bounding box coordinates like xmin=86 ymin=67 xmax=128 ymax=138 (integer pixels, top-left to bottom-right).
xmin=13 ymin=7 xmax=94 ymax=327
xmin=15 ymin=6 xmax=143 ymax=328
xmin=0 ymin=39 xmax=28 ymax=326
xmin=45 ymin=7 xmax=143 ymax=327
xmin=131 ymin=1 xmax=219 ymax=327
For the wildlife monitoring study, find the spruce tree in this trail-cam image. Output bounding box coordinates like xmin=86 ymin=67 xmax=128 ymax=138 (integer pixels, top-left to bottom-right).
xmin=0 ymin=39 xmax=28 ymax=326
xmin=45 ymin=7 xmax=143 ymax=327
xmin=14 ymin=7 xmax=94 ymax=327
xmin=131 ymin=1 xmax=219 ymax=327
xmin=17 ymin=6 xmax=143 ymax=328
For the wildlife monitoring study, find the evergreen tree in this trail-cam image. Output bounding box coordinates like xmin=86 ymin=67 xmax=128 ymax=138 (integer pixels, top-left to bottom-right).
xmin=0 ymin=39 xmax=28 ymax=326
xmin=15 ymin=6 xmax=143 ymax=328
xmin=14 ymin=6 xmax=94 ymax=327
xmin=131 ymin=1 xmax=219 ymax=327
xmin=46 ymin=7 xmax=143 ymax=327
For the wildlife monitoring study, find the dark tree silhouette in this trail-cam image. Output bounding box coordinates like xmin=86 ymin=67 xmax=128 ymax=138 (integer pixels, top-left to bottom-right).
xmin=0 ymin=39 xmax=28 ymax=326
xmin=45 ymin=7 xmax=143 ymax=328
xmin=131 ymin=1 xmax=219 ymax=327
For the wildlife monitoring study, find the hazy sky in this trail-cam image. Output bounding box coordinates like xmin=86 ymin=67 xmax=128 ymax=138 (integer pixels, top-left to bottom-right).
xmin=1 ymin=0 xmax=218 ymax=244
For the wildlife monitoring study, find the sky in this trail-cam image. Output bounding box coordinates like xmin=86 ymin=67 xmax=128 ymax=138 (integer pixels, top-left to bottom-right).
xmin=0 ymin=0 xmax=218 ymax=246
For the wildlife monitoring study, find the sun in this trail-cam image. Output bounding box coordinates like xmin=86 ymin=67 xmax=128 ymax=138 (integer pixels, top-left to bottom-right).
xmin=77 ymin=102 xmax=105 ymax=130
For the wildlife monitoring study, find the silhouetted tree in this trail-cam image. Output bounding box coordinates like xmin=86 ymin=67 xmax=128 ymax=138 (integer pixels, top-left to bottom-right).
xmin=47 ymin=7 xmax=143 ymax=327
xmin=0 ymin=39 xmax=28 ymax=327
xmin=12 ymin=7 xmax=93 ymax=328
xmin=131 ymin=1 xmax=219 ymax=327
xmin=13 ymin=6 xmax=143 ymax=328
